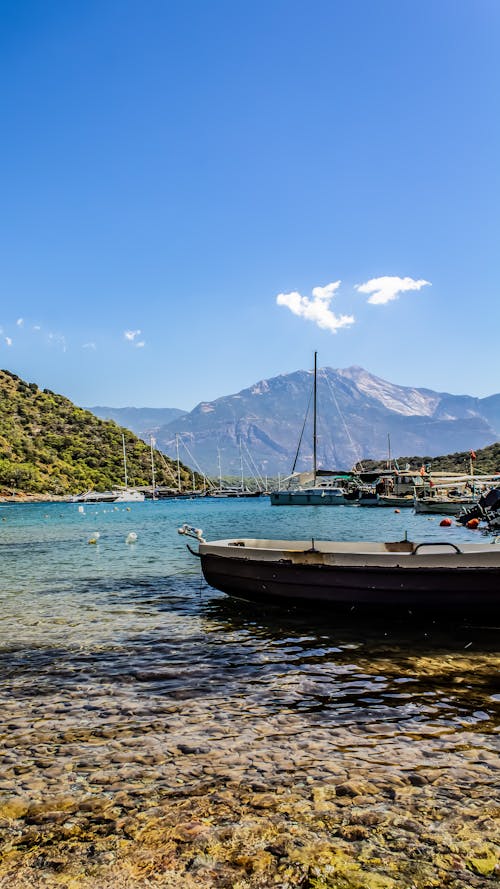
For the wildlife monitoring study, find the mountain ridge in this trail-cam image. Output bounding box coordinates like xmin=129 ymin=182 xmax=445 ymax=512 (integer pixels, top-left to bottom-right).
xmin=150 ymin=365 xmax=500 ymax=475
xmin=87 ymin=406 xmax=186 ymax=439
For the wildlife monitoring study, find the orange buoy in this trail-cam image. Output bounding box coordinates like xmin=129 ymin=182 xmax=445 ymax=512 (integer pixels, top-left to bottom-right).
xmin=394 ymin=508 xmax=400 ymax=513
xmin=439 ymin=518 xmax=452 ymax=527
xmin=466 ymin=517 xmax=480 ymax=529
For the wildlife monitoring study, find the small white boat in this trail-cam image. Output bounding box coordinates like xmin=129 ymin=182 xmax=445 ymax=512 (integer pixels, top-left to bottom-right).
xmin=70 ymin=488 xmax=144 ymax=503
xmin=193 ymin=535 xmax=500 ymax=614
xmin=69 ymin=490 xmax=117 ymax=503
xmin=113 ymin=488 xmax=145 ymax=502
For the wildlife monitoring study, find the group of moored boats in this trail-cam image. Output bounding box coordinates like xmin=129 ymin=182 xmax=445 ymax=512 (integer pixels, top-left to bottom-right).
xmin=270 ymin=467 xmax=500 ymax=520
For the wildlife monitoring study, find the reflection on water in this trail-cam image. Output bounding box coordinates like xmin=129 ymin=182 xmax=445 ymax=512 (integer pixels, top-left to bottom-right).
xmin=0 ymin=501 xmax=499 ymax=887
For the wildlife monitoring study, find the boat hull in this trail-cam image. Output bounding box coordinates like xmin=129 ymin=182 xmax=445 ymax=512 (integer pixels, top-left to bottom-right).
xmin=377 ymin=496 xmax=414 ymax=508
xmin=270 ymin=491 xmax=345 ymax=506
xmin=199 ymin=539 xmax=500 ymax=613
xmin=414 ymin=499 xmax=476 ymax=515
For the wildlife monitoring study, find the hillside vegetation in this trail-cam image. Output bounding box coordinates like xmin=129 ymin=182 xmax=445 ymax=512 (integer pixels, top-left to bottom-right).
xmin=0 ymin=370 xmax=197 ymax=495
xmin=360 ymin=442 xmax=500 ymax=475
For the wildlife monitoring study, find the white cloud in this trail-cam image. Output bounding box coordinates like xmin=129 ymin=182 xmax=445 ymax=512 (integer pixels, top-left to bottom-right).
xmin=33 ymin=325 xmax=41 ymax=331
xmin=5 ymin=336 xmax=12 ymax=347
xmin=16 ymin=318 xmax=24 ymax=327
xmin=356 ymin=276 xmax=431 ymax=305
xmin=276 ymin=281 xmax=355 ymax=333
xmin=48 ymin=332 xmax=67 ymax=352
xmin=82 ymin=342 xmax=97 ymax=350
xmin=124 ymin=329 xmax=141 ymax=342
xmin=124 ymin=329 xmax=146 ymax=347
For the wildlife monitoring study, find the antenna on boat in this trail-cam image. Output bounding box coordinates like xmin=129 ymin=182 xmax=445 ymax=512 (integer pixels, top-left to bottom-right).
xmin=313 ymin=351 xmax=317 ymax=486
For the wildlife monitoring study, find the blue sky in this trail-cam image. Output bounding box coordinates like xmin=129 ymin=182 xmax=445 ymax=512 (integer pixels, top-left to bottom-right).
xmin=0 ymin=0 xmax=499 ymax=408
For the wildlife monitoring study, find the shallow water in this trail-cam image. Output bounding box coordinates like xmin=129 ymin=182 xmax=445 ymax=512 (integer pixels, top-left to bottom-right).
xmin=0 ymin=499 xmax=499 ymax=887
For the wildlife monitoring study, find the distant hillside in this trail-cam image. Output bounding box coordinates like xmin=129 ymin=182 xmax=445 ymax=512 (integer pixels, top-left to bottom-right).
xmin=154 ymin=365 xmax=500 ymax=475
xmin=0 ymin=370 xmax=195 ymax=495
xmin=87 ymin=406 xmax=186 ymax=439
xmin=362 ymin=442 xmax=500 ymax=476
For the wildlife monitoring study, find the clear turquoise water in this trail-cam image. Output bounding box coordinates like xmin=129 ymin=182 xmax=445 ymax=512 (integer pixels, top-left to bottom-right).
xmin=0 ymin=499 xmax=499 ymax=886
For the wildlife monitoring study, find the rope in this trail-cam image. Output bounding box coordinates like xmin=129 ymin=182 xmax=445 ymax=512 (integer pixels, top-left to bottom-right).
xmin=290 ymin=382 xmax=314 ymax=480
xmin=322 ymin=370 xmax=365 ymax=471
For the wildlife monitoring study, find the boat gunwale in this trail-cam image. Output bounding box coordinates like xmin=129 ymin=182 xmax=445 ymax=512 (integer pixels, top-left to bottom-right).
xmin=199 ymin=537 xmax=500 ymax=557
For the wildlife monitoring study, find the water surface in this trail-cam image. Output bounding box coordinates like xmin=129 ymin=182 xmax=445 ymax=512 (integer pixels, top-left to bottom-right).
xmin=0 ymin=500 xmax=498 ymax=887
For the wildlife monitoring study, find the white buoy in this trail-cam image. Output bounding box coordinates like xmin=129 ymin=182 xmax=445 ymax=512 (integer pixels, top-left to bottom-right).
xmin=78 ymin=505 xmax=85 ymax=514
xmin=126 ymin=531 xmax=137 ymax=544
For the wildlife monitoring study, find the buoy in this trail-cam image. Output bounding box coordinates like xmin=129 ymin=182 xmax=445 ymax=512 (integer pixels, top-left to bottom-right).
xmin=126 ymin=531 xmax=137 ymax=544
xmin=88 ymin=537 xmax=98 ymax=545
xmin=78 ymin=505 xmax=85 ymax=514
xmin=439 ymin=518 xmax=452 ymax=527
xmin=466 ymin=518 xmax=480 ymax=529
xmin=394 ymin=509 xmax=400 ymax=514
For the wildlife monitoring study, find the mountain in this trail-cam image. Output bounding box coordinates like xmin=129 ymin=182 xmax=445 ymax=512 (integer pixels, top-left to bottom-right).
xmin=153 ymin=365 xmax=500 ymax=476
xmin=0 ymin=370 xmax=195 ymax=495
xmin=87 ymin=406 xmax=186 ymax=439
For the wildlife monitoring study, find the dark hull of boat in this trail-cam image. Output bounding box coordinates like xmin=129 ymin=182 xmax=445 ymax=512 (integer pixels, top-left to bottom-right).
xmin=200 ymin=553 xmax=500 ymax=613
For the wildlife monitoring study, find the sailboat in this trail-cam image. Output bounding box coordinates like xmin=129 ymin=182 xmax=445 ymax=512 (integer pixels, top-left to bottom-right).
xmin=113 ymin=434 xmax=145 ymax=501
xmin=69 ymin=434 xmax=145 ymax=503
xmin=270 ymin=353 xmax=347 ymax=506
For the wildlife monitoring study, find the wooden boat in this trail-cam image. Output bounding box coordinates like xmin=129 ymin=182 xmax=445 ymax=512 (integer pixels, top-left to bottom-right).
xmin=377 ymin=494 xmax=414 ymax=507
xmin=196 ymin=536 xmax=500 ymax=612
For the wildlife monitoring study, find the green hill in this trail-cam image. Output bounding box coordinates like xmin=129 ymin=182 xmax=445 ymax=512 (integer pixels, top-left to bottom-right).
xmin=0 ymin=370 xmax=198 ymax=495
xmin=360 ymin=441 xmax=500 ymax=475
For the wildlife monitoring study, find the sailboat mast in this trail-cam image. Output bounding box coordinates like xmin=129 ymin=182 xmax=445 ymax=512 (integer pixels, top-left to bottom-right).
xmin=313 ymin=351 xmax=317 ymax=486
xmin=122 ymin=433 xmax=128 ymax=487
xmin=217 ymin=447 xmax=222 ymax=492
xmin=239 ymin=438 xmax=244 ymax=493
xmin=387 ymin=433 xmax=392 ymax=471
xmin=175 ymin=434 xmax=181 ymax=492
xmin=150 ymin=436 xmax=156 ymax=499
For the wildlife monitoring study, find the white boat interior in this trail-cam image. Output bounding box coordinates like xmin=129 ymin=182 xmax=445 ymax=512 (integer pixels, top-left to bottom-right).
xmin=199 ymin=537 xmax=500 ymax=567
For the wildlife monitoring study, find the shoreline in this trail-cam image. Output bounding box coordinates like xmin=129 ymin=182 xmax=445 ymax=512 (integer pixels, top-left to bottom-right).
xmin=0 ymin=493 xmax=70 ymax=503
